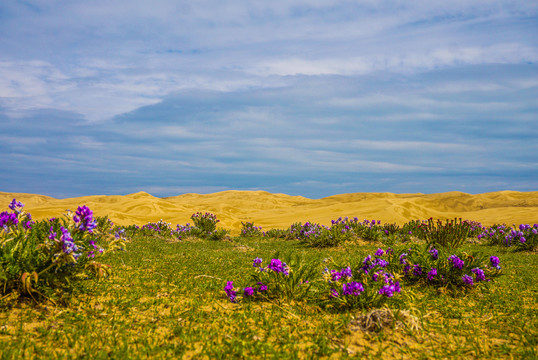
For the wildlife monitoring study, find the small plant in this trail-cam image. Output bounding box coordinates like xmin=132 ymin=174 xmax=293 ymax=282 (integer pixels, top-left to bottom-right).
xmin=504 ymin=224 xmax=538 ymax=251
xmin=224 ymin=254 xmax=317 ymax=303
xmin=240 ymin=222 xmax=265 ymax=238
xmin=0 ymin=200 xmax=126 ymax=301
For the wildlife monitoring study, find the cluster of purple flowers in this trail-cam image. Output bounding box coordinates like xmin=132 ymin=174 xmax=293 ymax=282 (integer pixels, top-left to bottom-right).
xmin=224 ymin=281 xmax=237 ymax=302
xmin=427 ymin=268 xmax=438 ymax=281
xmin=51 ymin=226 xmax=81 ymax=260
xmin=448 ymin=255 xmax=465 ymax=270
xmin=8 ymin=199 xmax=24 ymax=213
xmin=1 ymin=199 xmax=34 ymax=232
xmin=471 ymin=267 xmax=486 ymax=282
xmin=241 ymin=222 xmax=265 ymax=237
xmin=330 ymin=267 xmax=352 ymax=282
xmin=361 ymin=253 xmax=389 ymax=274
xmin=267 ymin=259 xmax=289 ymax=275
xmin=490 ymin=256 xmax=501 ymax=270
xmin=0 ymin=211 xmax=19 ymax=230
xmin=378 ymin=281 xmax=401 ymax=298
xmin=191 ymin=212 xmax=219 ymax=223
xmin=74 ymin=205 xmax=97 ymax=232
xmin=342 ymin=281 xmax=365 ymax=296
xmin=429 ymin=248 xmax=439 ymax=260
xmin=252 ymin=257 xmax=290 ymax=276
xmin=462 ymin=274 xmax=474 ymax=286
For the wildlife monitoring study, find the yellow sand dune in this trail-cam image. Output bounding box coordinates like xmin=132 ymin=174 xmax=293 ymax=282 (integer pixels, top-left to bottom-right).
xmin=1 ymin=190 xmax=537 ymax=234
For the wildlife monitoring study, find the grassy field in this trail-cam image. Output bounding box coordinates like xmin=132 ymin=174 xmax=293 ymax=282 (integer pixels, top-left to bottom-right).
xmin=1 ymin=232 xmax=536 ymax=359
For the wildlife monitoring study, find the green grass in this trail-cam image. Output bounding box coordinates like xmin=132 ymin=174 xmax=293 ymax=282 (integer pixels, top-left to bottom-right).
xmin=0 ymin=235 xmax=536 ymax=359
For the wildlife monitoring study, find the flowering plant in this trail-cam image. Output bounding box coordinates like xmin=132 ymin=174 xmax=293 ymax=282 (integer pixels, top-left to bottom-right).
xmin=240 ymin=222 xmax=265 ymax=238
xmin=224 ymin=255 xmax=317 ymax=303
xmin=321 ymin=249 xmax=401 ymax=309
xmin=0 ymin=200 xmax=125 ymax=301
xmin=190 ymin=212 xmax=227 ymax=240
xmin=393 ymin=244 xmax=502 ymax=290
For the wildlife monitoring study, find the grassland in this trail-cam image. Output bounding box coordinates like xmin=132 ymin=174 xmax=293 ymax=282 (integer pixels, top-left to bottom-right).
xmin=1 ymin=233 xmax=536 ymax=359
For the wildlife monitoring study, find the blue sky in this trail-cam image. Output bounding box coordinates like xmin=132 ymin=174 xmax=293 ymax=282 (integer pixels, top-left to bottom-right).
xmin=1 ymin=0 xmax=537 ymax=198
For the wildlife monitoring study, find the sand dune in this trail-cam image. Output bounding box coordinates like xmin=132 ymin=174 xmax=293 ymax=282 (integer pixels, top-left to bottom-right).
xmin=1 ymin=190 xmax=537 ymax=234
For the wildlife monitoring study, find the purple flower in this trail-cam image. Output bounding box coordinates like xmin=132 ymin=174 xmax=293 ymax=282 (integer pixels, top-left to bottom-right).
xmin=75 ymin=205 xmax=97 ymax=232
xmin=341 ymin=266 xmax=352 ymax=279
xmin=427 ymin=268 xmax=437 ymax=281
xmin=399 ymin=253 xmax=408 ymax=265
xmin=413 ymin=264 xmax=422 ymax=276
xmin=0 ymin=211 xmax=19 ymax=229
xmin=489 ymin=256 xmax=501 ymax=270
xmin=267 ymin=259 xmax=289 ymax=275
xmin=378 ymin=281 xmax=401 ymax=297
xmin=59 ymin=226 xmax=80 ymax=259
xmin=252 ymin=257 xmax=263 ymax=267
xmin=256 ymin=282 xmax=268 ymax=292
xmin=429 ymin=248 xmax=439 ymax=260
xmin=342 ymin=282 xmax=364 ymax=296
xmin=8 ymin=199 xmax=24 ymax=213
xmin=374 ymin=258 xmax=389 ymax=268
xmin=462 ymin=274 xmax=474 ymax=286
xmin=224 ymin=281 xmax=237 ymax=302
xmin=448 ymin=255 xmax=464 ymax=270
xmin=375 ymin=248 xmax=384 ymax=257
xmin=471 ymin=268 xmax=486 ymax=282
xmin=243 ymin=287 xmax=254 ymax=297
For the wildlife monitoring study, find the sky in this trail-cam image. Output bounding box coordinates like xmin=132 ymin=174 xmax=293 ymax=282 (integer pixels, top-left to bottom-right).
xmin=1 ymin=0 xmax=537 ymax=199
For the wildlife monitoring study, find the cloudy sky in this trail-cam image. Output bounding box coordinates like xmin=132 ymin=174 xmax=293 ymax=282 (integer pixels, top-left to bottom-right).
xmin=1 ymin=0 xmax=537 ymax=198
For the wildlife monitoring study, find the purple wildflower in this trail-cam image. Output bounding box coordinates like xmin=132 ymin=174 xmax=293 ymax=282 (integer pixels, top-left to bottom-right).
xmin=448 ymin=255 xmax=464 ymax=270
xmin=8 ymin=199 xmax=24 ymax=213
xmin=243 ymin=287 xmax=254 ymax=297
xmin=413 ymin=264 xmax=422 ymax=276
xmin=462 ymin=274 xmax=474 ymax=286
xmin=59 ymin=227 xmax=80 ymax=259
xmin=471 ymin=268 xmax=486 ymax=282
xmin=375 ymin=248 xmax=384 ymax=257
xmin=224 ymin=281 xmax=237 ymax=303
xmin=74 ymin=205 xmax=97 ymax=232
xmin=0 ymin=211 xmax=19 ymax=229
xmin=256 ymin=282 xmax=268 ymax=292
xmin=399 ymin=253 xmax=408 ymax=265
xmin=427 ymin=268 xmax=437 ymax=281
xmin=378 ymin=281 xmax=401 ymax=297
xmin=429 ymin=248 xmax=439 ymax=260
xmin=489 ymin=256 xmax=501 ymax=270
xmin=342 ymin=282 xmax=364 ymax=296
xmin=252 ymin=257 xmax=263 ymax=267
xmin=267 ymin=259 xmax=289 ymax=275
xmin=374 ymin=258 xmax=389 ymax=268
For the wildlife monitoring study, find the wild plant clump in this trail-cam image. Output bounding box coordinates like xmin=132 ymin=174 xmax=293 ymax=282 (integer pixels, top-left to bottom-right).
xmin=240 ymin=222 xmax=265 ymax=238
xmin=393 ymin=244 xmax=502 ymax=290
xmin=224 ymin=245 xmax=503 ymax=308
xmin=0 ymin=200 xmax=126 ymax=301
xmin=189 ymin=212 xmax=228 ymax=240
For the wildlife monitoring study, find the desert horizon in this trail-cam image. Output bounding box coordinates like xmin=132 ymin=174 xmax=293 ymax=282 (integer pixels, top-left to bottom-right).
xmin=2 ymin=189 xmax=537 ymax=233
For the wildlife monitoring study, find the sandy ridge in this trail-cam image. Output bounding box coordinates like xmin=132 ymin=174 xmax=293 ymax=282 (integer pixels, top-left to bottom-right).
xmin=1 ymin=190 xmax=537 ymax=233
